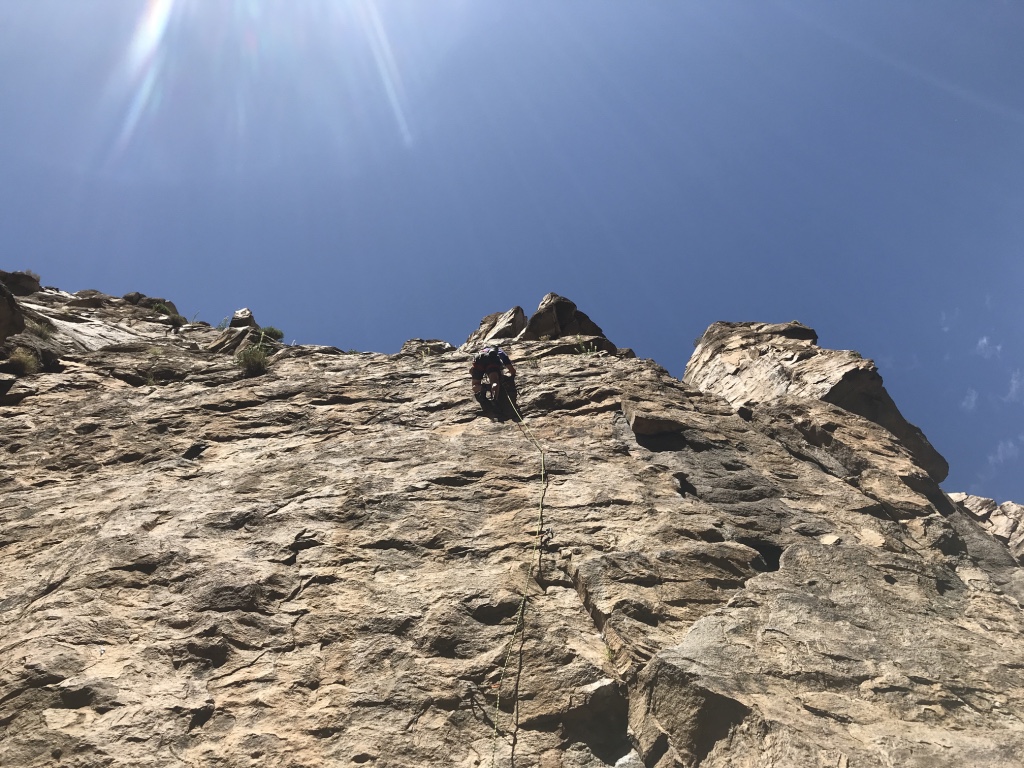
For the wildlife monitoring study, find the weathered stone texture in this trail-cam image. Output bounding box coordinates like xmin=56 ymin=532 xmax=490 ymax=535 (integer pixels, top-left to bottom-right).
xmin=0 ymin=281 xmax=25 ymax=343
xmin=1 ymin=289 xmax=1022 ymax=768
xmin=951 ymin=493 xmax=1024 ymax=562
xmin=465 ymin=307 xmax=527 ymax=347
xmin=685 ymin=321 xmax=948 ymax=482
xmin=517 ymin=293 xmax=610 ymax=344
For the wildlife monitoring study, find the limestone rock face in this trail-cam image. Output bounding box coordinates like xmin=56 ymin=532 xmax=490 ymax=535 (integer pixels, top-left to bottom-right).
xmin=685 ymin=321 xmax=949 ymax=482
xmin=1 ymin=288 xmax=1022 ymax=768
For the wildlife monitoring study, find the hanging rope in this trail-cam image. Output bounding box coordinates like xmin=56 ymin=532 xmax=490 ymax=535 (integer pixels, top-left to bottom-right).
xmin=490 ymin=381 xmax=549 ymax=765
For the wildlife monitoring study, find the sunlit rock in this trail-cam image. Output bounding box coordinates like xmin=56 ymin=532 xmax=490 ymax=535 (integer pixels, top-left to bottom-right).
xmin=0 ymin=282 xmax=1021 ymax=767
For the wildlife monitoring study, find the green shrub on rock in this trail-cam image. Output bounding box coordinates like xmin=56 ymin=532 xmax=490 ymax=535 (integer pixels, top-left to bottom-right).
xmin=235 ymin=344 xmax=269 ymax=377
xmin=27 ymin=320 xmax=54 ymax=339
xmin=261 ymin=326 xmax=284 ymax=342
xmin=8 ymin=346 xmax=39 ymax=376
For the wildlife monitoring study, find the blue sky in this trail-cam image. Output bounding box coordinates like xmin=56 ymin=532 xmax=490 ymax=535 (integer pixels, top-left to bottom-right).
xmin=1 ymin=1 xmax=1022 ymax=502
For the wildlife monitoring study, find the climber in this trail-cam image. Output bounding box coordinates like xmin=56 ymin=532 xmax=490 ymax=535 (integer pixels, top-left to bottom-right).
xmin=470 ymin=346 xmax=516 ymax=411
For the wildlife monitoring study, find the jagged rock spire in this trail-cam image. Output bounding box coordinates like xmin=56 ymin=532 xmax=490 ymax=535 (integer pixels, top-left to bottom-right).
xmin=464 ymin=293 xmax=613 ymax=349
xmin=463 ymin=305 xmax=526 ymax=347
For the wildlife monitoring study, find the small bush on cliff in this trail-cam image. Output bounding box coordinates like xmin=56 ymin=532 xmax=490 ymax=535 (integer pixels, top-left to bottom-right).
xmin=27 ymin=320 xmax=54 ymax=339
xmin=151 ymin=302 xmax=186 ymax=328
xmin=575 ymin=336 xmax=598 ymax=356
xmin=261 ymin=326 xmax=284 ymax=342
xmin=8 ymin=347 xmax=40 ymax=376
xmin=236 ymin=343 xmax=269 ymax=377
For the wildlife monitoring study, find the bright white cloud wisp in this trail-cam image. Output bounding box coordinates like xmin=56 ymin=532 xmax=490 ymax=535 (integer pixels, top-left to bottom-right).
xmin=975 ymin=336 xmax=1002 ymax=359
xmin=989 ymin=439 xmax=1020 ymax=467
xmin=961 ymin=388 xmax=978 ymax=412
xmin=1007 ymin=370 xmax=1024 ymax=403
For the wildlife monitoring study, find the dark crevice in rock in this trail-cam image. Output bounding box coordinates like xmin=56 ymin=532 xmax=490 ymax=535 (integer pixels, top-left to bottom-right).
xmin=689 ymin=691 xmax=752 ymax=766
xmin=795 ymin=420 xmax=837 ymax=448
xmin=58 ymin=688 xmax=96 ymax=709
xmin=734 ymin=539 xmax=784 ymax=572
xmin=110 ymin=562 xmax=161 ymax=576
xmin=182 ymin=443 xmax=207 ymax=460
xmin=468 ymin=597 xmax=522 ymax=626
xmin=359 ymin=538 xmax=419 ymax=552
xmin=200 ymin=398 xmax=264 ymax=413
xmin=635 ymin=433 xmax=688 ymax=452
xmin=674 ymin=472 xmax=698 ymax=498
xmin=429 ymin=471 xmax=487 ymax=487
xmin=560 ymin=683 xmax=633 ymax=765
xmin=288 ymin=533 xmax=324 ymax=552
xmin=644 ymin=731 xmax=670 ymax=767
xmin=187 ymin=704 xmax=215 ymax=731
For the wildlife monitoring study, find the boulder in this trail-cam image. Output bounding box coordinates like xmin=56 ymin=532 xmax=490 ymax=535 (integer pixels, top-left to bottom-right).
xmin=229 ymin=307 xmax=257 ymax=328
xmin=0 ymin=270 xmax=42 ymax=296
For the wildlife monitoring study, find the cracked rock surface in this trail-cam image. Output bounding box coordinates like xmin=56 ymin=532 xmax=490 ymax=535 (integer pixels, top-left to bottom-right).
xmin=1 ymin=283 xmax=1023 ymax=767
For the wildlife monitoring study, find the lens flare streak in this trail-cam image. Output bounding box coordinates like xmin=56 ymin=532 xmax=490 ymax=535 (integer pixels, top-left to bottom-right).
xmin=127 ymin=0 xmax=175 ymax=77
xmin=105 ymin=0 xmax=431 ymax=174
xmin=115 ymin=0 xmax=176 ymax=154
xmin=357 ymin=1 xmax=414 ymax=146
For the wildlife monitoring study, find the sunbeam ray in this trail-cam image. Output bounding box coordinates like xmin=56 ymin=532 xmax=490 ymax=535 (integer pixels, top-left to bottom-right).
xmin=113 ymin=0 xmax=176 ymax=157
xmin=127 ymin=0 xmax=175 ymax=78
xmin=358 ymin=0 xmax=414 ymax=146
xmin=98 ymin=0 xmax=452 ymax=178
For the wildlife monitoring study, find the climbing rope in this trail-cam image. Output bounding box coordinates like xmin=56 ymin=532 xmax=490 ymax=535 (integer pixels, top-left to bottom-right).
xmin=490 ymin=383 xmax=549 ymax=765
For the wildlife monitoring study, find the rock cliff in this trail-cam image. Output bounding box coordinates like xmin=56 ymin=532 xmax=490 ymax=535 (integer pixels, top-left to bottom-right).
xmin=2 ymin=276 xmax=1023 ymax=768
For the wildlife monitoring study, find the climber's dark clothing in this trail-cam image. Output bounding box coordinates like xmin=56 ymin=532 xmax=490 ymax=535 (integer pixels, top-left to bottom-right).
xmin=470 ymin=348 xmax=517 ymax=417
xmin=470 ymin=347 xmax=513 ymax=383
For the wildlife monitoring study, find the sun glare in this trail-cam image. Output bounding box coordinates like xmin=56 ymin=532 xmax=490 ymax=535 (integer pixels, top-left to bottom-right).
xmin=127 ymin=0 xmax=175 ymax=78
xmin=108 ymin=0 xmax=433 ymax=174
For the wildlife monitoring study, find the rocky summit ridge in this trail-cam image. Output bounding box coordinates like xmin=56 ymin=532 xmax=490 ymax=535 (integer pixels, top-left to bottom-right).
xmin=2 ymin=273 xmax=1023 ymax=768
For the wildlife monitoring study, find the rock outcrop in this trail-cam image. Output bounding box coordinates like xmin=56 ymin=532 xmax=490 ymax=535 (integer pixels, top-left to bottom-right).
xmin=950 ymin=493 xmax=1024 ymax=562
xmin=518 ymin=293 xmax=608 ymax=344
xmin=1 ymin=269 xmax=44 ymax=297
xmin=464 ymin=307 xmax=527 ymax=347
xmin=0 ymin=281 xmax=25 ymax=344
xmin=1 ymin=287 xmax=1022 ymax=768
xmin=685 ymin=321 xmax=949 ymax=482
xmin=464 ymin=294 xmax=618 ymax=357
xmin=122 ymin=292 xmax=181 ymax=317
